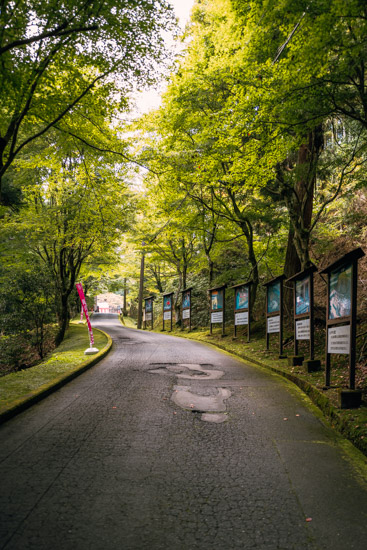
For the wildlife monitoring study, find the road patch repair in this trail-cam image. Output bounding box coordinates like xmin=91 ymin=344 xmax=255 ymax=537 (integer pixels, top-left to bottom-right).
xmin=149 ymin=363 xmax=230 ymax=423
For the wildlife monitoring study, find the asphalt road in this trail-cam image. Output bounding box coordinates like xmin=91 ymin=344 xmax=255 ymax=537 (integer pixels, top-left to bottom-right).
xmin=1 ymin=313 xmax=367 ymax=550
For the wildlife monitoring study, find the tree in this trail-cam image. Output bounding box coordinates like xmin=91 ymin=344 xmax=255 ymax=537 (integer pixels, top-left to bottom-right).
xmin=6 ymin=137 xmax=134 ymax=344
xmin=0 ymin=0 xmax=175 ymax=205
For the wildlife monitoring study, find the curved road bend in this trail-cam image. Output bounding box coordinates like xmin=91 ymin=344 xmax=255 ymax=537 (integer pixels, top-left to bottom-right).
xmin=1 ymin=313 xmax=367 ymax=550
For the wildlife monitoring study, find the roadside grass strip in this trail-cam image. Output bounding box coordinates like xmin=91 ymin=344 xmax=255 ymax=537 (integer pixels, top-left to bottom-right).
xmin=0 ymin=324 xmax=112 ymax=422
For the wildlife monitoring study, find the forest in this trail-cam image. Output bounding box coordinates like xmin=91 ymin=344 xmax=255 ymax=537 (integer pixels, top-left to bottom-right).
xmin=1 ymin=0 xmax=367 ymax=405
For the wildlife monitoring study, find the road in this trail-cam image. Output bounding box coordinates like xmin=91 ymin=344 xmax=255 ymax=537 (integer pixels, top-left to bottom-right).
xmin=1 ymin=313 xmax=367 ymax=550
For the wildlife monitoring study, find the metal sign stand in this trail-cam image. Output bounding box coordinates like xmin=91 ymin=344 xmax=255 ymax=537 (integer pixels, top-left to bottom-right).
xmin=264 ymin=275 xmax=286 ymax=358
xmin=231 ymin=281 xmax=252 ymax=342
xmin=320 ymin=247 xmax=365 ymax=408
xmin=162 ymin=292 xmax=173 ymax=332
xmin=209 ymin=285 xmax=226 ymax=337
xmin=286 ymin=265 xmax=321 ymax=371
xmin=144 ymin=296 xmax=154 ymax=331
xmin=181 ymin=287 xmax=192 ymax=332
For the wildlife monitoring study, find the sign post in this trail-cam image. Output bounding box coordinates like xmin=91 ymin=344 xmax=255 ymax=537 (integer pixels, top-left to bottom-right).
xmin=162 ymin=292 xmax=173 ymax=332
xmin=320 ymin=247 xmax=365 ymax=408
xmin=209 ymin=285 xmax=226 ymax=337
xmin=76 ymin=283 xmax=99 ymax=355
xmin=264 ymin=275 xmax=286 ymax=358
xmin=144 ymin=296 xmax=154 ymax=331
xmin=231 ymin=281 xmax=252 ymax=342
xmin=181 ymin=287 xmax=192 ymax=331
xmin=286 ymin=265 xmax=321 ymax=371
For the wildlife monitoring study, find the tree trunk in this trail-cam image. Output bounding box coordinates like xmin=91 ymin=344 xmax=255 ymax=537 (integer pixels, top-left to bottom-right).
xmin=55 ymin=294 xmax=69 ymax=346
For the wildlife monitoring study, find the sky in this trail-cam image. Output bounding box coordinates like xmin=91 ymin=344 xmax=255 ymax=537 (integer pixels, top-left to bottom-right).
xmin=133 ymin=0 xmax=196 ymax=114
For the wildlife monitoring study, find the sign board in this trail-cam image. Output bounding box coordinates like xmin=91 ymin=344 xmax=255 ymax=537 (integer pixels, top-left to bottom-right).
xmin=209 ymin=285 xmax=226 ymax=336
xmin=146 ymin=312 xmax=152 ymax=321
xmin=182 ymin=309 xmax=190 ymax=319
xmin=235 ymin=312 xmax=248 ymax=326
xmin=267 ymin=315 xmax=280 ymax=333
xmin=164 ymin=311 xmax=171 ymax=321
xmin=321 ymin=247 xmax=365 ymax=392
xmin=181 ymin=288 xmax=193 ymax=331
xmin=296 ymin=319 xmax=310 ymax=340
xmin=328 ymin=325 xmax=350 ymax=355
xmin=211 ymin=311 xmax=223 ymax=324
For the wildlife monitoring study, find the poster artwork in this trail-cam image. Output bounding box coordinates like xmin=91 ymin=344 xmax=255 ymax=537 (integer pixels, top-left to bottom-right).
xmin=182 ymin=291 xmax=191 ymax=309
xmin=211 ymin=289 xmax=223 ymax=310
xmin=235 ymin=286 xmax=248 ymax=310
xmin=329 ymin=264 xmax=352 ymax=319
xmin=163 ymin=295 xmax=172 ymax=311
xmin=145 ymin=299 xmax=153 ymax=312
xmin=267 ymin=282 xmax=281 ymax=314
xmin=296 ymin=277 xmax=310 ymax=315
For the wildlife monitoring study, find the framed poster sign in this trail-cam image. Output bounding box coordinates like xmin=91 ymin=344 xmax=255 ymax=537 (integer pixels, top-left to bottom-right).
xmin=286 ymin=265 xmax=319 ymax=369
xmin=181 ymin=288 xmax=192 ymax=331
xmin=209 ymin=285 xmax=226 ymax=336
xmin=162 ymin=292 xmax=173 ymax=331
xmin=144 ymin=296 xmax=154 ymax=329
xmin=231 ymin=281 xmax=252 ymax=341
xmin=321 ymin=247 xmax=365 ymax=405
xmin=264 ymin=275 xmax=285 ymax=357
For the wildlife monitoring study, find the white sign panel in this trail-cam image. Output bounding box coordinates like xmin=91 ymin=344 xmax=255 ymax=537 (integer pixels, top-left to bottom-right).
xmin=267 ymin=315 xmax=280 ymax=333
xmin=328 ymin=325 xmax=350 ymax=354
xmin=164 ymin=311 xmax=171 ymax=321
xmin=146 ymin=312 xmax=152 ymax=321
xmin=296 ymin=319 xmax=310 ymax=340
xmin=182 ymin=309 xmax=190 ymax=319
xmin=211 ymin=311 xmax=223 ymax=324
xmin=235 ymin=312 xmax=248 ymax=326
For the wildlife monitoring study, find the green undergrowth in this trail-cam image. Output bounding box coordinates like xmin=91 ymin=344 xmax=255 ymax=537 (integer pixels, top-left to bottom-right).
xmin=120 ymin=315 xmax=137 ymax=328
xmin=0 ymin=324 xmax=108 ymax=410
xmin=151 ymin=324 xmax=367 ymax=458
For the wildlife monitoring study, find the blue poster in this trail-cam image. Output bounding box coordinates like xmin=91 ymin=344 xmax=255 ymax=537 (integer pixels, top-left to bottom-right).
xmin=182 ymin=291 xmax=190 ymax=309
xmin=145 ymin=298 xmax=153 ymax=312
xmin=329 ymin=264 xmax=352 ymax=319
xmin=267 ymin=281 xmax=280 ymax=314
xmin=235 ymin=286 xmax=248 ymax=310
xmin=211 ymin=289 xmax=223 ymax=310
xmin=164 ymin=295 xmax=172 ymax=311
xmin=295 ymin=276 xmax=310 ymax=315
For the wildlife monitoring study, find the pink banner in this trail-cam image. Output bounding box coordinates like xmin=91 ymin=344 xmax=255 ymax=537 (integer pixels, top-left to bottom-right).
xmin=76 ymin=283 xmax=94 ymax=346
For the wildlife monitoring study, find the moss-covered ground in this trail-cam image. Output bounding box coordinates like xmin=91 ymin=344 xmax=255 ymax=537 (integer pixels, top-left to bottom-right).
xmin=0 ymin=324 xmax=109 ymax=413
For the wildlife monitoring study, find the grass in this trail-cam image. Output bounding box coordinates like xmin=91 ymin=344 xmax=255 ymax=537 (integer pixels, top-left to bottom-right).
xmin=0 ymin=324 xmax=109 ymax=412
